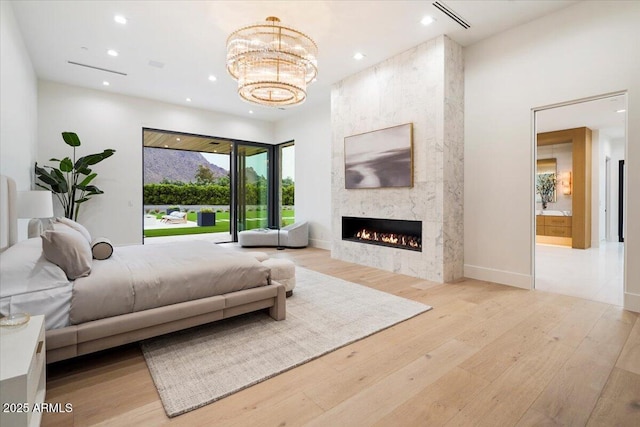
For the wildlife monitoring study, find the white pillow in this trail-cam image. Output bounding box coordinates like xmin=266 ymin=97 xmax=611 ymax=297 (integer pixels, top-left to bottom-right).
xmin=55 ymin=217 xmax=92 ymax=243
xmin=0 ymin=237 xmax=69 ymax=299
xmin=170 ymin=211 xmax=186 ymax=218
xmin=42 ymin=227 xmax=92 ymax=280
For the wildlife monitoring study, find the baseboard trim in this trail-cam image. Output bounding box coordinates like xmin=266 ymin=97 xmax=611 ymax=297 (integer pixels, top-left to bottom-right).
xmin=623 ymin=292 xmax=640 ymax=313
xmin=309 ymin=238 xmax=331 ymax=250
xmin=464 ymin=264 xmax=532 ymax=289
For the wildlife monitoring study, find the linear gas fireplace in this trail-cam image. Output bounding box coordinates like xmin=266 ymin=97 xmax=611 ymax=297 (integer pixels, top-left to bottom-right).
xmin=342 ymin=216 xmax=422 ymax=252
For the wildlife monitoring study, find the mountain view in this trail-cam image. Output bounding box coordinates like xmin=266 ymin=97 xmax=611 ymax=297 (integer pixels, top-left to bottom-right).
xmin=143 ymin=147 xmax=228 ymax=184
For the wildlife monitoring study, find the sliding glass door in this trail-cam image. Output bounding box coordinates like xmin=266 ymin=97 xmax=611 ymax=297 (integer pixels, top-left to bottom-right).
xmin=143 ymin=128 xmax=291 ymax=243
xmin=278 ymin=142 xmax=295 ymax=227
xmin=235 ymin=144 xmax=270 ymax=234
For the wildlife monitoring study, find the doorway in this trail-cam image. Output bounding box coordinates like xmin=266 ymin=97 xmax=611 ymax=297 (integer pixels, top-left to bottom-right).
xmin=533 ymin=93 xmax=627 ymax=306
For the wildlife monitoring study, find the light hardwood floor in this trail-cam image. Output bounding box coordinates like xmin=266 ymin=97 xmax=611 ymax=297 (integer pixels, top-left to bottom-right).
xmin=43 ymin=247 xmax=640 ymax=426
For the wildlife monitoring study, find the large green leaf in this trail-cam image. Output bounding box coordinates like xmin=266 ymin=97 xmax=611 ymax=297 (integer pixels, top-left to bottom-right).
xmin=75 ymin=149 xmax=116 ymax=169
xmin=60 ymin=157 xmax=73 ymax=172
xmin=51 ymin=169 xmax=69 ymax=193
xmin=62 ymin=132 xmax=81 ymax=147
xmin=82 ymin=185 xmax=104 ymax=195
xmin=35 ymin=163 xmax=67 ymax=193
xmin=78 ymin=173 xmax=97 ymax=188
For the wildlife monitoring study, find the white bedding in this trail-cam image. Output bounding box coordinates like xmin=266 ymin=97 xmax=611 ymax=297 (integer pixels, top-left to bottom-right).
xmin=0 ymin=237 xmax=73 ymax=329
xmin=70 ymin=240 xmax=270 ymax=324
xmin=0 ymin=237 xmax=271 ymax=331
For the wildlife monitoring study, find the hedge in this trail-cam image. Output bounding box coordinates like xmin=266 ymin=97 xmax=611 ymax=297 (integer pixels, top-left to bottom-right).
xmin=144 ymin=183 xmax=294 ymax=205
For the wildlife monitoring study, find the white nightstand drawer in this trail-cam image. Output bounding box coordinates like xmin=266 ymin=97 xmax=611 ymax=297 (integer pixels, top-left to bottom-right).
xmin=27 ymin=325 xmax=45 ymax=406
xmin=0 ymin=315 xmax=46 ymax=427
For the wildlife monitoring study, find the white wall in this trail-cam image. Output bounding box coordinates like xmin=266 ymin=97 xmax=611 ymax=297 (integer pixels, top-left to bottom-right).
xmin=38 ymin=81 xmax=274 ymax=245
xmin=464 ymin=1 xmax=640 ymax=312
xmin=0 ymin=0 xmax=37 ymax=190
xmin=274 ymin=103 xmax=332 ymax=249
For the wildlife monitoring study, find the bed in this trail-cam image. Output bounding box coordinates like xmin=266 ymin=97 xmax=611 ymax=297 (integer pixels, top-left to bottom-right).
xmin=0 ymin=175 xmax=286 ymax=363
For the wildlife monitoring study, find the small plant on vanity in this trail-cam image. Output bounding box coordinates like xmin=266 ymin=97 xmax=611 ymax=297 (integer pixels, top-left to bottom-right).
xmin=536 ymin=173 xmax=557 ymax=209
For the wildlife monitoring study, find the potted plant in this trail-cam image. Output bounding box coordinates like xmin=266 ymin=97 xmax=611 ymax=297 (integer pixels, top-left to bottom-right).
xmin=35 ymin=132 xmax=115 ymax=221
xmin=197 ymin=208 xmax=216 ymax=226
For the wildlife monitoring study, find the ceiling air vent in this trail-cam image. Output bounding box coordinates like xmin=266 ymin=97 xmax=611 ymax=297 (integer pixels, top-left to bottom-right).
xmin=432 ymin=1 xmax=471 ymax=29
xmin=67 ymin=61 xmax=128 ymax=76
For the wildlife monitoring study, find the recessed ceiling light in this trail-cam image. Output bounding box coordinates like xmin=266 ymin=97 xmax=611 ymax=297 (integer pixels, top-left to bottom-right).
xmin=176 ymin=138 xmax=181 ymax=141
xmin=617 ymin=109 xmax=626 ymax=113
xmin=208 ymin=75 xmax=217 ymax=82
xmin=114 ymin=15 xmax=127 ymax=25
xmin=353 ymin=52 xmax=365 ymax=60
xmin=186 ymin=98 xmax=192 ymax=102
xmin=102 ymin=81 xmax=110 ymax=86
xmin=421 ymin=15 xmax=435 ymax=26
xmin=249 ymin=110 xmax=254 ymax=114
xmin=164 ymin=145 xmax=169 ymax=148
xmin=107 ymin=49 xmax=118 ymax=57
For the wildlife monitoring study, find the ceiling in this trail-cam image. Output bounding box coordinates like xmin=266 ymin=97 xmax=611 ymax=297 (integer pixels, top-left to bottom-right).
xmin=537 ymin=95 xmax=627 ymax=141
xmin=11 ymin=0 xmax=580 ymax=123
xmin=143 ymin=129 xmax=234 ymax=154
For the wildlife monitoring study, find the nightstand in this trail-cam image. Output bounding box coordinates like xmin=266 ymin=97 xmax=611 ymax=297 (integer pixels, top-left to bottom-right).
xmin=0 ymin=315 xmax=46 ymax=427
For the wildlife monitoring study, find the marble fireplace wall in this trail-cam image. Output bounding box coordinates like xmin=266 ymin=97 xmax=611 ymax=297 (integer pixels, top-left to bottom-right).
xmin=331 ymin=35 xmax=463 ymax=283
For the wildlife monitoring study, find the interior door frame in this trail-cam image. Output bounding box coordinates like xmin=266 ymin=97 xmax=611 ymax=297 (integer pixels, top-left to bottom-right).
xmin=618 ymin=159 xmax=624 ymax=242
xmin=531 ymin=90 xmax=627 ymax=291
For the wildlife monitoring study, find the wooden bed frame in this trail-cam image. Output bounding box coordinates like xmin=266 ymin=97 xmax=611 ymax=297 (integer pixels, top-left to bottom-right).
xmin=0 ymin=175 xmax=286 ymax=363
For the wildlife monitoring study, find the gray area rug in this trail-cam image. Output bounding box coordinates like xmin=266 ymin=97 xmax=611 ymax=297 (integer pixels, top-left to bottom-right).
xmin=140 ymin=266 xmax=432 ymax=417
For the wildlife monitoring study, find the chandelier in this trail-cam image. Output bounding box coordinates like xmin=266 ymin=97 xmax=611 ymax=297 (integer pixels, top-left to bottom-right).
xmin=226 ymin=16 xmax=318 ymax=107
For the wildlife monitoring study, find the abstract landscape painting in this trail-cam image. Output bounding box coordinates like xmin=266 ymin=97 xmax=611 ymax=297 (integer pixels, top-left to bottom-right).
xmin=344 ymin=123 xmax=413 ymax=189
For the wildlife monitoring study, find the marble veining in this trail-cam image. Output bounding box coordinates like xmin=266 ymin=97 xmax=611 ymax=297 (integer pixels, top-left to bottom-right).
xmin=331 ymin=35 xmax=464 ymax=283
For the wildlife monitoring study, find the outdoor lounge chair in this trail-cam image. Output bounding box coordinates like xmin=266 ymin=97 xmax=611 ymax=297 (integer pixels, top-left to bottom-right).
xmin=161 ymin=211 xmax=188 ymax=223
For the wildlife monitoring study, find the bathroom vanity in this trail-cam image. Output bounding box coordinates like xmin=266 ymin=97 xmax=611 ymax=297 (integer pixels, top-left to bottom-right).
xmin=537 ymin=214 xmax=572 ymax=237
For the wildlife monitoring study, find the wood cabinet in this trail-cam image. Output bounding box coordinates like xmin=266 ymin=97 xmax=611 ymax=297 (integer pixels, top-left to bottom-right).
xmin=0 ymin=315 xmax=46 ymax=427
xmin=537 ymin=127 xmax=592 ymax=249
xmin=536 ymin=215 xmax=572 ymax=238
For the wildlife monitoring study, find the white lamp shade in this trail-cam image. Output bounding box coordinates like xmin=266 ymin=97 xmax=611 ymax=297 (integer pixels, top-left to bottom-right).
xmin=17 ymin=191 xmax=54 ymax=218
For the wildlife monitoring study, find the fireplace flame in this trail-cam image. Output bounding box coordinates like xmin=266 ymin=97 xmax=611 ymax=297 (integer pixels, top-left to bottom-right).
xmin=354 ymin=228 xmax=421 ymax=249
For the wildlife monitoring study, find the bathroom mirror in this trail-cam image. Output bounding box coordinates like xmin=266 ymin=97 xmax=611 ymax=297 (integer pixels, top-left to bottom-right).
xmin=536 ymin=158 xmax=557 ymax=204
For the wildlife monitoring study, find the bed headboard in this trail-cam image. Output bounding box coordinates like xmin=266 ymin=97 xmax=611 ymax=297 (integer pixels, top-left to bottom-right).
xmin=0 ymin=175 xmax=18 ymax=252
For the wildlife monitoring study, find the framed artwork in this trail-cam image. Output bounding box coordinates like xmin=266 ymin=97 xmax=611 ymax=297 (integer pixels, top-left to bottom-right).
xmin=536 ymin=158 xmax=557 ymax=204
xmin=344 ymin=123 xmax=413 ymax=189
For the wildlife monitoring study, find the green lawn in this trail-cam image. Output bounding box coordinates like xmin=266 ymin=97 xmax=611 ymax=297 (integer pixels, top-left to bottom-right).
xmin=144 ymin=209 xmax=294 ymax=238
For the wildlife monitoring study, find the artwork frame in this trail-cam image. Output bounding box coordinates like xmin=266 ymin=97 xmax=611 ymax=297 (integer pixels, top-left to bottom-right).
xmin=536 ymin=158 xmax=557 ymax=204
xmin=344 ymin=123 xmax=413 ymax=189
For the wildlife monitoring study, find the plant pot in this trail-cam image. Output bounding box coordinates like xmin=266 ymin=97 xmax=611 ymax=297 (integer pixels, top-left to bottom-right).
xmin=197 ymin=212 xmax=216 ymax=226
